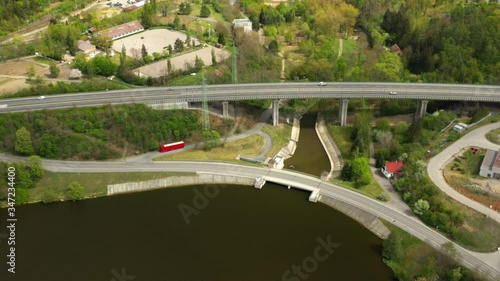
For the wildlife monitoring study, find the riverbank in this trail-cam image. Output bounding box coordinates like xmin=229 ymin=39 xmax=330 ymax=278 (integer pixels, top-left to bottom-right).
xmin=108 ymin=172 xmax=393 ymax=241
xmin=315 ymin=113 xmax=343 ymax=179
xmin=108 ymin=173 xmax=255 ymax=195
xmin=320 ymin=195 xmax=390 ymax=239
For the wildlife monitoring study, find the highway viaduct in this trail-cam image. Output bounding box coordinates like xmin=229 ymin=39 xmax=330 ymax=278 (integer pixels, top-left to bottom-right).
xmin=1 ymin=82 xmax=500 ymax=126
xmin=1 ymin=82 xmax=500 ymax=278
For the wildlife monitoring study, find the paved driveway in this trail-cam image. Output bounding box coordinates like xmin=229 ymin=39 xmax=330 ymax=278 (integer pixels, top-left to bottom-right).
xmin=428 ymin=122 xmax=500 ymax=224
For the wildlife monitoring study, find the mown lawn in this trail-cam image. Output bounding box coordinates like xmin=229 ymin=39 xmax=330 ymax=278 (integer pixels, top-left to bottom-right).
xmin=343 ymin=39 xmax=357 ymax=52
xmin=26 ymin=171 xmax=194 ymax=204
xmin=486 ymin=127 xmax=500 ymax=145
xmin=328 ymin=125 xmax=353 ymax=158
xmin=262 ymin=124 xmax=292 ymax=158
xmin=330 ymin=177 xmax=386 ymax=200
xmin=154 ymin=134 xmax=264 ymax=162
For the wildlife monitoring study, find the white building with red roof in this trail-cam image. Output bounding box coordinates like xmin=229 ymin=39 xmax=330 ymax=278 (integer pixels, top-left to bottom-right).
xmin=381 ymin=161 xmax=404 ymax=179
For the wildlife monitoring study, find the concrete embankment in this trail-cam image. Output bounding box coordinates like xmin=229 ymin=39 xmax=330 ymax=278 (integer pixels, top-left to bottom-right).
xmin=108 ymin=173 xmax=255 ymax=195
xmin=276 ymin=118 xmax=300 ymax=161
xmin=315 ymin=114 xmax=343 ymax=179
xmin=320 ymin=196 xmax=391 ymax=239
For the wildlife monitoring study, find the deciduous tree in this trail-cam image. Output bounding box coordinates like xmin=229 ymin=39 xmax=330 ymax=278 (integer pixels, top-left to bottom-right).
xmin=174 ymin=38 xmax=184 ymax=52
xmin=15 ymin=127 xmax=34 ymax=155
xmin=194 ymin=55 xmax=204 ymax=71
xmin=67 ymin=181 xmax=84 ymax=200
xmin=49 ymin=63 xmax=60 ymax=78
xmin=200 ymin=5 xmax=211 ymax=18
xmin=92 ymin=56 xmax=116 ymax=76
xmin=28 ymin=155 xmax=44 ymax=181
xmin=414 ymin=199 xmax=430 ymax=215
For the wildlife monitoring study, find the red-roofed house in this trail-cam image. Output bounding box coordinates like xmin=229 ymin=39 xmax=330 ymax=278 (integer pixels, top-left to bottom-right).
xmin=381 ymin=161 xmax=404 ymax=179
xmin=98 ymin=20 xmax=144 ymax=40
xmin=391 ymin=44 xmax=402 ymax=56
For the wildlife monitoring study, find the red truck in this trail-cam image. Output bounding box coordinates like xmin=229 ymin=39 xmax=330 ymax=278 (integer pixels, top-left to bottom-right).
xmin=159 ymin=141 xmax=185 ymax=152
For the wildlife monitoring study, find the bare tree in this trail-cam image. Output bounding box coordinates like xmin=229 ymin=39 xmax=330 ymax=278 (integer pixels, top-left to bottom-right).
xmin=130 ymin=47 xmax=142 ymax=64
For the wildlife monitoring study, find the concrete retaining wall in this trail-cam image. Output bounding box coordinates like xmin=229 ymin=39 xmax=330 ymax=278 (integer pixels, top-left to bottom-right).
xmin=315 ymin=114 xmax=343 ymax=179
xmin=319 ymin=196 xmax=391 ymax=239
xmin=107 ymin=173 xmax=255 ymax=195
xmin=149 ymin=102 xmax=189 ymax=110
xmin=290 ymin=118 xmax=300 ymax=143
xmin=276 ymin=118 xmax=299 ymax=161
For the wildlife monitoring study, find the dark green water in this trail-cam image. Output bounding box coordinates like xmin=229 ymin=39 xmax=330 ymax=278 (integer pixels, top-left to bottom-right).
xmin=1 ymin=184 xmax=393 ymax=281
xmin=0 ymin=109 xmax=394 ymax=281
xmin=285 ymin=111 xmax=331 ymax=176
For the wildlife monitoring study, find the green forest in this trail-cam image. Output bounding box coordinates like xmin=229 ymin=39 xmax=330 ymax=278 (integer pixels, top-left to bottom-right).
xmin=0 ymin=104 xmax=211 ymax=159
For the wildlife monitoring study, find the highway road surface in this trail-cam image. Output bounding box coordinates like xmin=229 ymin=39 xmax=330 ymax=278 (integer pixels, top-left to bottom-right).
xmin=1 ymin=82 xmax=500 ymax=113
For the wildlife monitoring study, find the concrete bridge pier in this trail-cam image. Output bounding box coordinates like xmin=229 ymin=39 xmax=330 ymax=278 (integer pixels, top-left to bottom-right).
xmin=272 ymin=99 xmax=280 ymax=126
xmin=339 ymin=98 xmax=349 ymax=126
xmin=222 ymin=101 xmax=229 ymax=118
xmin=415 ymin=100 xmax=429 ymax=120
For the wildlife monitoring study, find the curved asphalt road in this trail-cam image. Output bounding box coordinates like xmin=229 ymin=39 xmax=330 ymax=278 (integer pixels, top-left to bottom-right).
xmin=428 ymin=122 xmax=500 ymax=224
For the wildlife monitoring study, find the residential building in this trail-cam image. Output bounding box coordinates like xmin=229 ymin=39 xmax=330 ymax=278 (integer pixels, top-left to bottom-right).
xmin=77 ymin=40 xmax=97 ymax=55
xmin=232 ymin=19 xmax=252 ymax=33
xmin=479 ymin=149 xmax=500 ymax=178
xmin=98 ymin=20 xmax=144 ymax=40
xmin=391 ymin=44 xmax=403 ymax=56
xmin=381 ymin=161 xmax=404 ymax=179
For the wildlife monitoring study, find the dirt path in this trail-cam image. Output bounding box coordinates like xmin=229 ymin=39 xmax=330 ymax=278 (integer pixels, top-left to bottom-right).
xmin=278 ymin=52 xmax=285 ymax=80
xmin=337 ymin=38 xmax=344 ymax=59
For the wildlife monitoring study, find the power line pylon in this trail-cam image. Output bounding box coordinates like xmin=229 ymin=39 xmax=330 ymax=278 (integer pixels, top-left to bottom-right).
xmin=201 ymin=69 xmax=210 ymax=131
xmin=232 ymin=42 xmax=238 ymax=84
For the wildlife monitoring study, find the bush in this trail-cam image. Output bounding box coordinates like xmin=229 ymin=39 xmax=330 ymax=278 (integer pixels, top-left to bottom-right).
xmin=471 ymin=106 xmax=489 ymax=123
xmin=15 ymin=188 xmax=30 ymax=204
xmin=66 ymin=181 xmax=84 ymax=201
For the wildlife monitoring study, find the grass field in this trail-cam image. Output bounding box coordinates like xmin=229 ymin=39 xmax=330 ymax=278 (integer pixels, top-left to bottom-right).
xmin=261 ymin=124 xmax=292 ymax=158
xmin=486 ymin=127 xmax=500 ymax=145
xmin=341 ymin=39 xmax=358 ymax=55
xmin=328 ymin=125 xmax=353 ymax=158
xmin=154 ymin=134 xmax=265 ymax=162
xmin=330 ymin=177 xmax=386 ymax=200
xmin=25 ymin=171 xmax=194 ymax=204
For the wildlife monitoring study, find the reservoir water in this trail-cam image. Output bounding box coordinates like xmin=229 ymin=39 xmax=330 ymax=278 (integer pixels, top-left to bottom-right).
xmin=0 ymin=109 xmax=394 ymax=281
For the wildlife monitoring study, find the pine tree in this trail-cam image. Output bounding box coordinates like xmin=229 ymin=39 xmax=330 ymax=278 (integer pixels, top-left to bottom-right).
xmin=120 ymin=44 xmax=127 ymax=67
xmin=200 ymin=5 xmax=211 ymax=18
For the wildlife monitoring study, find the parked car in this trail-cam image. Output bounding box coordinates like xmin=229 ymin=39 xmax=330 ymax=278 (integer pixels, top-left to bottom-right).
xmin=318 ymin=82 xmax=326 ymax=86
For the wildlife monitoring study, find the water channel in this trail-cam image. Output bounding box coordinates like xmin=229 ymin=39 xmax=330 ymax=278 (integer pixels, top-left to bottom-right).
xmin=0 ymin=109 xmax=394 ymax=281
